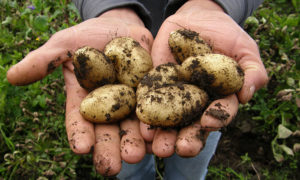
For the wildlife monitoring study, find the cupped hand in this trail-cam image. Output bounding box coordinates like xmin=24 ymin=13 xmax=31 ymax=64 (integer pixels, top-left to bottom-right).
xmin=7 ymin=8 xmax=153 ymax=176
xmin=140 ymin=0 xmax=268 ymax=157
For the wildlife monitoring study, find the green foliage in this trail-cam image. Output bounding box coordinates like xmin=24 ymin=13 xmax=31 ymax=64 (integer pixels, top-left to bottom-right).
xmin=243 ymin=0 xmax=300 ymax=165
xmin=0 ymin=0 xmax=299 ymax=179
xmin=208 ymin=0 xmax=299 ymax=179
xmin=0 ymin=0 xmax=102 ymax=179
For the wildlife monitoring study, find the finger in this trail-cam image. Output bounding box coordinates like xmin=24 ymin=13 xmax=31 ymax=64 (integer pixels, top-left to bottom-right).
xmin=6 ymin=18 xmax=153 ymax=86
xmin=128 ymin=25 xmax=154 ymax=53
xmin=152 ymin=128 xmax=177 ymax=157
xmin=237 ymin=58 xmax=268 ymax=103
xmin=94 ymin=123 xmax=122 ymax=177
xmin=155 ymin=12 xmax=268 ymax=103
xmin=151 ymin=22 xmax=178 ymax=66
xmin=140 ymin=122 xmax=156 ymax=142
xmin=7 ymin=28 xmax=76 ymax=85
xmin=63 ymin=62 xmax=95 ymax=154
xmin=201 ymin=94 xmax=239 ymax=130
xmin=120 ymin=116 xmax=146 ymax=164
xmin=185 ymin=14 xmax=268 ymax=103
xmin=175 ymin=123 xmax=206 ymax=157
xmin=146 ymin=142 xmax=153 ymax=154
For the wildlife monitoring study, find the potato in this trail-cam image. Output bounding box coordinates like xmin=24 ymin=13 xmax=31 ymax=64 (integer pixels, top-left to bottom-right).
xmin=136 ymin=84 xmax=208 ymax=127
xmin=104 ymin=37 xmax=153 ymax=88
xmin=73 ymin=46 xmax=116 ymax=91
xmin=135 ymin=30 xmax=245 ymax=127
xmin=180 ymin=54 xmax=244 ymax=96
xmin=168 ymin=29 xmax=212 ymax=64
xmin=80 ymin=84 xmax=136 ymax=123
xmin=136 ymin=63 xmax=181 ymax=100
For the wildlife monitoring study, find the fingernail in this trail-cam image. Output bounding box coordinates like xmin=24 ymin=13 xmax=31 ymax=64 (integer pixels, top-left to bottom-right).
xmin=246 ymin=85 xmax=256 ymax=102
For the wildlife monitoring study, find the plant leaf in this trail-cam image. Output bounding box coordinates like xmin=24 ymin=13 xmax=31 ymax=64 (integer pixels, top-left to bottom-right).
xmin=278 ymin=144 xmax=294 ymax=156
xmin=293 ymin=143 xmax=300 ymax=153
xmin=287 ymin=77 xmax=295 ymax=87
xmin=292 ymin=130 xmax=300 ymax=137
xmin=273 ymin=151 xmax=284 ymax=162
xmin=2 ymin=16 xmax=12 ymax=25
xmin=278 ymin=124 xmax=293 ymax=139
xmin=33 ymin=15 xmax=49 ymax=32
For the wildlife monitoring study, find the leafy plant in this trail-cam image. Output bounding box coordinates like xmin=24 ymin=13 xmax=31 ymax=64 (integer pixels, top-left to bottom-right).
xmin=1 ymin=0 xmax=299 ymax=179
xmin=208 ymin=0 xmax=299 ymax=179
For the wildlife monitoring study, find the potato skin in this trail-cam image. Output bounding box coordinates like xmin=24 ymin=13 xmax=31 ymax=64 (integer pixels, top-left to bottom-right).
xmin=73 ymin=46 xmax=116 ymax=91
xmin=104 ymin=37 xmax=153 ymax=88
xmin=136 ymin=63 xmax=181 ymax=100
xmin=136 ymin=84 xmax=208 ymax=127
xmin=80 ymin=84 xmax=136 ymax=123
xmin=168 ymin=29 xmax=212 ymax=64
xmin=180 ymin=54 xmax=244 ymax=96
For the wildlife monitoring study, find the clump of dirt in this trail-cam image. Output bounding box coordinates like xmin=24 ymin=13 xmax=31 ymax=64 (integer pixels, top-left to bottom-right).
xmin=47 ymin=57 xmax=61 ymax=73
xmin=236 ymin=65 xmax=244 ymax=77
xmin=119 ymin=129 xmax=127 ymax=138
xmin=140 ymin=74 xmax=162 ymax=88
xmin=73 ymin=53 xmax=90 ymax=82
xmin=178 ymin=29 xmax=202 ymax=43
xmin=205 ymin=108 xmax=230 ymax=122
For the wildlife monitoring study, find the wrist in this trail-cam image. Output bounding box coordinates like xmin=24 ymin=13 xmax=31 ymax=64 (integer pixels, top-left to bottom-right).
xmin=177 ymin=0 xmax=224 ymax=14
xmin=98 ymin=7 xmax=145 ymax=27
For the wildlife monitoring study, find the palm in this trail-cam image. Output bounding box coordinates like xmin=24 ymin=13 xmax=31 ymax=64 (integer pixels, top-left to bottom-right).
xmin=7 ymin=9 xmax=153 ymax=176
xmin=141 ymin=1 xmax=268 ymax=157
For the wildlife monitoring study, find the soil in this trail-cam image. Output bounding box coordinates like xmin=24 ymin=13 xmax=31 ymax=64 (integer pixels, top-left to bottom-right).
xmin=205 ymin=108 xmax=230 ymax=121
xmin=178 ymin=29 xmax=203 ymax=44
xmin=47 ymin=57 xmax=61 ymax=73
xmin=207 ymin=111 xmax=279 ymax=179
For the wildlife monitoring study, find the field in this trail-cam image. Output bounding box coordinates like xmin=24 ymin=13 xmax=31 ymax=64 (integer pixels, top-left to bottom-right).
xmin=0 ymin=0 xmax=299 ymax=179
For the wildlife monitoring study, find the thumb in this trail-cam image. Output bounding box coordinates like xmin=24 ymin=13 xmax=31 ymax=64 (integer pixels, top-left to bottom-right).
xmin=237 ymin=52 xmax=269 ymax=104
xmin=151 ymin=21 xmax=179 ymax=67
xmin=6 ymin=28 xmax=76 ymax=85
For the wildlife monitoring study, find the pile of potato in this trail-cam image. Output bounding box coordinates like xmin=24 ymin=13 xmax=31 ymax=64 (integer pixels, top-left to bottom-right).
xmin=73 ymin=37 xmax=152 ymax=123
xmin=74 ymin=29 xmax=244 ymax=127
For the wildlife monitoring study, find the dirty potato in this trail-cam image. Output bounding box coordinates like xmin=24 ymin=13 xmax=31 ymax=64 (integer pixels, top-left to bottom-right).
xmin=168 ymin=29 xmax=212 ymax=64
xmin=180 ymin=54 xmax=244 ymax=96
xmin=104 ymin=37 xmax=153 ymax=88
xmin=136 ymin=84 xmax=208 ymax=127
xmin=73 ymin=46 xmax=116 ymax=91
xmin=80 ymin=84 xmax=136 ymax=123
xmin=136 ymin=63 xmax=181 ymax=100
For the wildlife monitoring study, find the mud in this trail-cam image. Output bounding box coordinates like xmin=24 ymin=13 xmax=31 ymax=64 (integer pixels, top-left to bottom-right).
xmin=47 ymin=57 xmax=61 ymax=73
xmin=205 ymin=108 xmax=230 ymax=121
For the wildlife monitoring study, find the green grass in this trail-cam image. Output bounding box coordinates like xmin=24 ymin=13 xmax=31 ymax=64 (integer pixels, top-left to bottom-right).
xmin=0 ymin=0 xmax=299 ymax=179
xmin=0 ymin=0 xmax=102 ymax=179
xmin=207 ymin=0 xmax=300 ymax=179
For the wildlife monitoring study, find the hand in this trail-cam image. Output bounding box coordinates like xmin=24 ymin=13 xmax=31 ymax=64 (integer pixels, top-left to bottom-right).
xmin=140 ymin=0 xmax=268 ymax=157
xmin=6 ymin=8 xmax=153 ymax=176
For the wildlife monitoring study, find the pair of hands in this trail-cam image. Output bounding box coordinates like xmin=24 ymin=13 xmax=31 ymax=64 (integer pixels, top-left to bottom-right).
xmin=7 ymin=0 xmax=268 ymax=177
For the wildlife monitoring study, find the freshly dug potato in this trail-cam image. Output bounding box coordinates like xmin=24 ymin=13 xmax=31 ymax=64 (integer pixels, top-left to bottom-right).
xmin=168 ymin=29 xmax=212 ymax=64
xmin=73 ymin=46 xmax=116 ymax=91
xmin=136 ymin=84 xmax=208 ymax=127
xmin=180 ymin=54 xmax=244 ymax=96
xmin=80 ymin=84 xmax=136 ymax=123
xmin=104 ymin=37 xmax=153 ymax=88
xmin=135 ymin=29 xmax=245 ymax=127
xmin=136 ymin=63 xmax=181 ymax=100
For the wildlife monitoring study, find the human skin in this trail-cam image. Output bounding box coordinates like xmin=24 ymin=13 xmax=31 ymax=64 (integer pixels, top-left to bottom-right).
xmin=140 ymin=0 xmax=268 ymax=157
xmin=6 ymin=8 xmax=153 ymax=176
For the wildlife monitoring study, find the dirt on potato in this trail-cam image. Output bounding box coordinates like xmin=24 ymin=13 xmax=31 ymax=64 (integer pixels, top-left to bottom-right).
xmin=177 ymin=29 xmax=204 ymax=43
